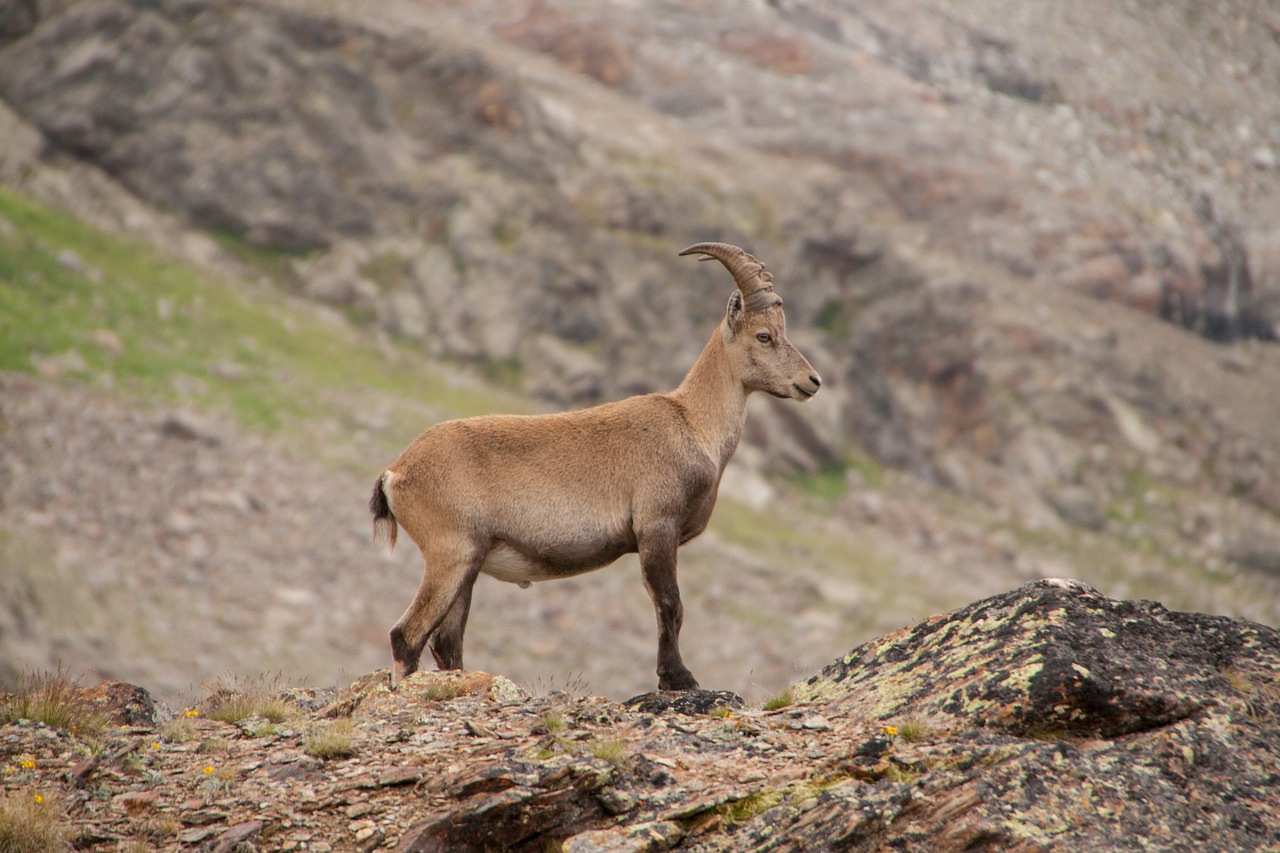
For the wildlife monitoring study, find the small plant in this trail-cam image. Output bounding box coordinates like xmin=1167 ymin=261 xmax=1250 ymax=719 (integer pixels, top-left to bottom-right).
xmin=0 ymin=668 xmax=108 ymax=737
xmin=710 ymin=705 xmax=734 ymax=719
xmin=0 ymin=788 xmax=68 ymax=853
xmin=881 ymin=763 xmax=922 ymax=785
xmin=719 ymin=790 xmax=782 ymax=825
xmin=162 ymin=718 xmax=198 ymax=743
xmin=539 ymin=712 xmax=564 ymax=733
xmin=897 ymin=717 xmax=929 ymax=743
xmin=148 ymin=817 xmax=183 ymax=839
xmin=199 ymin=765 xmax=237 ymax=796
xmin=202 ymin=674 xmax=293 ymax=724
xmin=528 ymin=673 xmax=591 ymax=698
xmin=588 ymin=738 xmax=628 ymax=765
xmin=305 ymin=719 xmax=358 ymax=760
xmin=197 ymin=736 xmax=231 ymax=754
xmin=761 ymin=687 xmax=796 ymax=712
xmin=419 ymin=682 xmax=461 ymax=702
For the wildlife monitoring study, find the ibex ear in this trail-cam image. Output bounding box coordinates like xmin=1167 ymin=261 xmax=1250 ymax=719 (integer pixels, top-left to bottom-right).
xmin=723 ymin=291 xmax=743 ymax=340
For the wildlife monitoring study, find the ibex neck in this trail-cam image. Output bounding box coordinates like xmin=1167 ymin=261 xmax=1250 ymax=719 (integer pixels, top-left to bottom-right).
xmin=670 ymin=328 xmax=748 ymax=469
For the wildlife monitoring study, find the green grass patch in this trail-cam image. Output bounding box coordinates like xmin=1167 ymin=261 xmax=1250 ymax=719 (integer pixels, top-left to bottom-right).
xmin=477 ymin=354 xmax=524 ymax=389
xmin=761 ymin=687 xmax=795 ymax=712
xmin=360 ymin=252 xmax=412 ymax=294
xmin=790 ymin=462 xmax=850 ymax=501
xmin=846 ymin=452 xmax=886 ymax=489
xmin=709 ymin=496 xmax=892 ymax=583
xmin=205 ymin=227 xmax=308 ymax=291
xmin=0 ymin=185 xmax=528 ymax=461
xmin=790 ymin=452 xmax=887 ymax=500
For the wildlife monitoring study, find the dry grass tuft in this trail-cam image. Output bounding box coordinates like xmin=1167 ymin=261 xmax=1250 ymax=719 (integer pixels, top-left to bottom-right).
xmin=201 ymin=673 xmax=294 ymax=724
xmin=0 ymin=788 xmax=69 ymax=853
xmin=304 ymin=719 xmax=358 ymax=760
xmin=588 ymin=737 xmax=629 ymax=765
xmin=0 ymin=668 xmax=107 ymax=737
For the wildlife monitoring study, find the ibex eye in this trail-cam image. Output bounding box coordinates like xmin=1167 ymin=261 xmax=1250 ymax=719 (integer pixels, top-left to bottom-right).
xmin=756 ymin=333 xmax=772 ymax=343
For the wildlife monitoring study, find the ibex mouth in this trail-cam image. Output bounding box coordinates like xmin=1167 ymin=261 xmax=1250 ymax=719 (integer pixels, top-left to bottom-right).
xmin=792 ymin=383 xmax=817 ymax=400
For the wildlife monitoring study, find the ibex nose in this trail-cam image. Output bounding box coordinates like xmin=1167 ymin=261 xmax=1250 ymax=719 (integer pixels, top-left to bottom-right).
xmin=809 ymin=374 xmax=822 ymax=389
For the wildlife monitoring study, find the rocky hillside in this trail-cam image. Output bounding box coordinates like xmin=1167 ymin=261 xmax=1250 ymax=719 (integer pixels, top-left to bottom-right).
xmin=2 ymin=0 xmax=1280 ymax=711
xmin=2 ymin=582 xmax=1278 ymax=851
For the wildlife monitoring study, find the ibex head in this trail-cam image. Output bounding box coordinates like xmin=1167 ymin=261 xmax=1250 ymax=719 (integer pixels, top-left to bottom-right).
xmin=680 ymin=242 xmax=822 ymax=401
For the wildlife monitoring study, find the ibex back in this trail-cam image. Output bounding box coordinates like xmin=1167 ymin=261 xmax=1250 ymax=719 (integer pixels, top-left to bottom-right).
xmin=370 ymin=242 xmax=821 ymax=690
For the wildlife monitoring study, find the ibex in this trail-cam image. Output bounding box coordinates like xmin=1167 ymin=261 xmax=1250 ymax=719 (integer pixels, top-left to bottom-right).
xmin=370 ymin=242 xmax=821 ymax=690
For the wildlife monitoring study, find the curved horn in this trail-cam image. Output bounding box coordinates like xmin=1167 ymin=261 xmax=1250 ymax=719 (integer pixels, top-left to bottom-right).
xmin=679 ymin=242 xmax=777 ymax=310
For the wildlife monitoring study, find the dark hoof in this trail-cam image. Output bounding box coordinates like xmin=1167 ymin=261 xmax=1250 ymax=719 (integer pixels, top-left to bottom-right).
xmin=657 ymin=670 xmax=701 ymax=692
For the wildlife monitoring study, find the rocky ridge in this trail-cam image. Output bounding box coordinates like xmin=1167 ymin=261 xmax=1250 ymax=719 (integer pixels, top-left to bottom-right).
xmin=2 ymin=581 xmax=1278 ymax=852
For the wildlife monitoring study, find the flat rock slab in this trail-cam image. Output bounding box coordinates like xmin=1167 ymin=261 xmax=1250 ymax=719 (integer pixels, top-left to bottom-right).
xmin=623 ymin=690 xmax=745 ymax=716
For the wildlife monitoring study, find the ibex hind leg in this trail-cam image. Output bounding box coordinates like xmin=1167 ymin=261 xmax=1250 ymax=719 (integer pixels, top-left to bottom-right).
xmin=390 ymin=536 xmax=484 ymax=689
xmin=428 ymin=581 xmax=474 ymax=671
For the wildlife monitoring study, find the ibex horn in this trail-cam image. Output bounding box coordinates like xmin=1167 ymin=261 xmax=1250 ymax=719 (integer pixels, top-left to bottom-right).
xmin=679 ymin=242 xmax=777 ymax=311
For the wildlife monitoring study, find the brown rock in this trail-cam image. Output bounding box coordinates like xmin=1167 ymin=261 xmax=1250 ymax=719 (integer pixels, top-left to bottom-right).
xmin=211 ymin=820 xmax=265 ymax=853
xmin=116 ymin=789 xmax=161 ymax=813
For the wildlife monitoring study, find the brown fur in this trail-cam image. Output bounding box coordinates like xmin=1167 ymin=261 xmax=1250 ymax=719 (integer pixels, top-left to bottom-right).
xmin=372 ymin=243 xmax=821 ymax=690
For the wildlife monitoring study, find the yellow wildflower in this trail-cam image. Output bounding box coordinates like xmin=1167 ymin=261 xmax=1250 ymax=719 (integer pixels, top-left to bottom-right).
xmin=152 ymin=741 xmax=161 ymax=750
xmin=882 ymin=726 xmax=899 ymax=738
xmin=203 ymin=766 xmax=213 ymax=775
xmin=34 ymin=793 xmax=43 ymax=804
xmin=186 ymin=709 xmax=200 ymax=718
xmin=20 ymin=759 xmax=35 ymax=769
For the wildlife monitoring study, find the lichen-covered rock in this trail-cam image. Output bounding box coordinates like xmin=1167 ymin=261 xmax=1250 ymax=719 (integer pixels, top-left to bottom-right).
xmin=796 ymin=578 xmax=1280 ymax=739
xmin=770 ymin=578 xmax=1280 ymax=852
xmin=623 ymin=690 xmax=744 ymax=717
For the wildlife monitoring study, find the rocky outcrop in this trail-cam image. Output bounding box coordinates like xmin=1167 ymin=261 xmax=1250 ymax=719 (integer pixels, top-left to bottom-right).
xmin=2 ymin=581 xmax=1276 ymax=851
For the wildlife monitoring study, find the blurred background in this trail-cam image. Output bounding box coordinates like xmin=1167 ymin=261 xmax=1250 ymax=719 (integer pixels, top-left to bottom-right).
xmin=1 ymin=0 xmax=1279 ymax=704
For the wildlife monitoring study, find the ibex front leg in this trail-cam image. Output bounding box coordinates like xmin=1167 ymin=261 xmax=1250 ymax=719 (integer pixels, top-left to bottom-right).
xmin=638 ymin=524 xmax=700 ymax=691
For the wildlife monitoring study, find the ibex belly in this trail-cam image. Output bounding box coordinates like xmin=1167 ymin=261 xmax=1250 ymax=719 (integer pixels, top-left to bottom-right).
xmin=480 ymin=540 xmax=630 ymax=588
